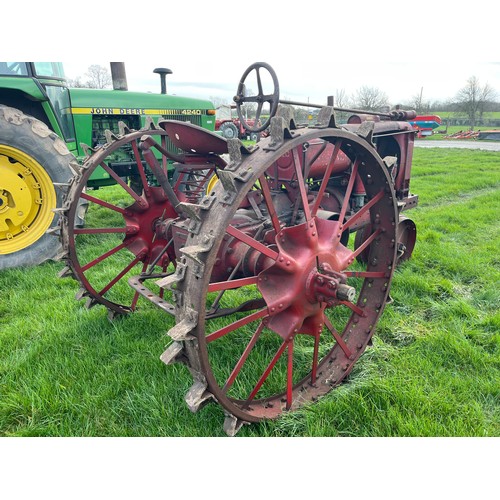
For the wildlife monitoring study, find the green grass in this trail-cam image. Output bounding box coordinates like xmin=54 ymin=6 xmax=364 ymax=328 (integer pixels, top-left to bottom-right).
xmin=0 ymin=148 xmax=499 ymax=437
xmin=434 ymin=111 xmax=500 ymax=120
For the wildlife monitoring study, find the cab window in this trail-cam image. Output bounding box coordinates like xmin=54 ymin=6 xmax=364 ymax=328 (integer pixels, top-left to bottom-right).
xmin=0 ymin=62 xmax=29 ymax=76
xmin=44 ymin=84 xmax=76 ymax=141
xmin=33 ymin=62 xmax=65 ymax=79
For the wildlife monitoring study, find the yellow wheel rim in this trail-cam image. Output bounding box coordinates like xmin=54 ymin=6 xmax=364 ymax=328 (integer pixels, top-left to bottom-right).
xmin=0 ymin=145 xmax=56 ymax=254
xmin=206 ymin=173 xmax=219 ymax=194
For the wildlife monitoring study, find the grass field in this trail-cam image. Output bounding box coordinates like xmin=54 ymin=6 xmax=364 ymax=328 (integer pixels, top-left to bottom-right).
xmin=0 ymin=147 xmax=499 ymax=437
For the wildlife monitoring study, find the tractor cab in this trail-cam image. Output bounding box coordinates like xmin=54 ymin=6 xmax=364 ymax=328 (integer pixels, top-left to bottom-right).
xmin=0 ymin=62 xmax=76 ymax=148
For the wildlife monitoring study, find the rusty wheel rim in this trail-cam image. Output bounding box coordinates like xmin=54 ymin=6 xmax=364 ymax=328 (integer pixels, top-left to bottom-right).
xmin=179 ymin=128 xmax=398 ymax=423
xmin=62 ymin=129 xmax=180 ymax=315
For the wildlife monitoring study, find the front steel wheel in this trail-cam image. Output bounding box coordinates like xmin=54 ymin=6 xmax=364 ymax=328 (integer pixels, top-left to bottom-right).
xmin=166 ymin=126 xmax=398 ymax=430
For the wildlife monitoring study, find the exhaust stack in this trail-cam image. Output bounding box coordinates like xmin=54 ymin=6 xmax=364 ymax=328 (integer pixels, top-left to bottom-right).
xmin=110 ymin=62 xmax=128 ymax=91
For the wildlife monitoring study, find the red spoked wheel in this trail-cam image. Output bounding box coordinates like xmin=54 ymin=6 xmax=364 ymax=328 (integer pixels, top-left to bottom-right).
xmin=60 ymin=127 xmax=215 ymax=316
xmin=168 ymin=127 xmax=398 ymax=431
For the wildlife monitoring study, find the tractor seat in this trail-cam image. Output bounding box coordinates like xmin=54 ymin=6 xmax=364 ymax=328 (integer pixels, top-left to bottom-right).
xmin=158 ymin=120 xmax=229 ymax=156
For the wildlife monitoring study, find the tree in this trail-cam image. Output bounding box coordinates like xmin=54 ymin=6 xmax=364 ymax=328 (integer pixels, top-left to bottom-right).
xmin=210 ymin=95 xmax=231 ymax=109
xmin=66 ymin=76 xmax=86 ymax=88
xmin=333 ymin=88 xmax=350 ymax=123
xmin=409 ymin=87 xmax=430 ymax=114
xmin=68 ymin=64 xmax=112 ymax=89
xmin=353 ymin=85 xmax=389 ymax=111
xmin=85 ymin=64 xmax=112 ymax=89
xmin=454 ymin=76 xmax=496 ymax=130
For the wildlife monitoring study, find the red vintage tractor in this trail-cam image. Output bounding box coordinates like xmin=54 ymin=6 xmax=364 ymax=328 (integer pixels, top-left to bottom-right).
xmin=215 ymin=104 xmax=261 ymax=141
xmin=58 ymin=62 xmax=418 ymax=435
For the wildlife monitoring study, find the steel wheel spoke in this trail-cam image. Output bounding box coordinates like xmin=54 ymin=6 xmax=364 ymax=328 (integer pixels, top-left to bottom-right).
xmin=259 ymin=175 xmax=281 ymax=234
xmin=226 ymin=225 xmax=279 ymax=260
xmin=339 ymin=300 xmax=365 ymax=317
xmin=292 ymin=148 xmax=311 ymax=221
xmin=208 ymin=260 xmax=243 ymax=314
xmin=80 ymin=193 xmax=127 ymax=215
xmin=208 ymin=276 xmax=259 ymax=293
xmin=245 ymin=339 xmax=289 ymax=405
xmin=324 ymin=316 xmax=352 ymax=358
xmin=343 ymin=190 xmax=384 ymax=231
xmin=311 ymin=140 xmax=342 ymax=216
xmin=131 ymin=140 xmax=150 ymax=194
xmin=349 ymin=228 xmax=381 ymax=261
xmin=223 ymin=322 xmax=265 ymax=392
xmin=81 ymin=242 xmax=127 ymax=272
xmin=99 ymin=161 xmax=146 ymax=205
xmin=98 ymin=255 xmax=142 ymax=296
xmin=206 ymin=309 xmax=268 ymax=343
xmin=338 ymin=158 xmax=360 ymax=224
xmin=73 ymin=227 xmax=126 ymax=234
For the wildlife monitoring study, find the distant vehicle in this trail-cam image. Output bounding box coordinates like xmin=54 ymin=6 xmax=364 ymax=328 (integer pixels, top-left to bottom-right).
xmin=408 ymin=115 xmax=442 ymax=137
xmin=215 ymin=104 xmax=261 ymax=141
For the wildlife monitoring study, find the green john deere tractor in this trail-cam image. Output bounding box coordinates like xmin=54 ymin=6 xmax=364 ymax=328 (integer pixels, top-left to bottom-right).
xmin=0 ymin=62 xmax=216 ymax=270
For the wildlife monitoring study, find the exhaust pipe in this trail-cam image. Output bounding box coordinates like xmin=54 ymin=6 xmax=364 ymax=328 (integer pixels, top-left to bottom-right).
xmin=110 ymin=62 xmax=128 ymax=91
xmin=154 ymin=67 xmax=173 ymax=94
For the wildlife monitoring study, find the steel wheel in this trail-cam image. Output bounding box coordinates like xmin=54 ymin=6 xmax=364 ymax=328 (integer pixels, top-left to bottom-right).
xmin=167 ymin=126 xmax=398 ymax=429
xmin=60 ymin=126 xmax=217 ymax=315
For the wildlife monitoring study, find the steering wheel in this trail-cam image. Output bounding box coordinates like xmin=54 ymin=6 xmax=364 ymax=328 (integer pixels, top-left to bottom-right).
xmin=233 ymin=62 xmax=280 ymax=133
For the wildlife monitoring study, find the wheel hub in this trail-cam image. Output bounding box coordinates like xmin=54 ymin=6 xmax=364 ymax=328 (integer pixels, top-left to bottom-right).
xmin=257 ymin=216 xmax=355 ymax=340
xmin=0 ymin=148 xmax=55 ymax=254
xmin=121 ymin=186 xmax=173 ymax=267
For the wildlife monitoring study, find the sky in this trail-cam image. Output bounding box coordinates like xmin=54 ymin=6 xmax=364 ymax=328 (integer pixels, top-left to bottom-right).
xmin=6 ymin=1 xmax=499 ymax=108
xmin=62 ymin=60 xmax=500 ymax=108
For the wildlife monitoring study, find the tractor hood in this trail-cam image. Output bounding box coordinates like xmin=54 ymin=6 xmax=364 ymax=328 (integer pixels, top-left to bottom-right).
xmin=68 ymin=88 xmax=214 ymax=114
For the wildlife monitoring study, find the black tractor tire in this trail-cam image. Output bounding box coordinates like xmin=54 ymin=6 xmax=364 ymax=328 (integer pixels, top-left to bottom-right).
xmin=0 ymin=105 xmax=74 ymax=270
xmin=219 ymin=121 xmax=239 ymax=140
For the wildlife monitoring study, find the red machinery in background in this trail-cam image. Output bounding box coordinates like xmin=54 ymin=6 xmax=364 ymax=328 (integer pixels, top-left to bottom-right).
xmin=408 ymin=114 xmax=442 ymax=137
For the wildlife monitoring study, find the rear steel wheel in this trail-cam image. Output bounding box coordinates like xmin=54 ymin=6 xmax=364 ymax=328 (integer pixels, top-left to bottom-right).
xmin=167 ymin=126 xmax=398 ymax=428
xmin=60 ymin=126 xmax=217 ymax=315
